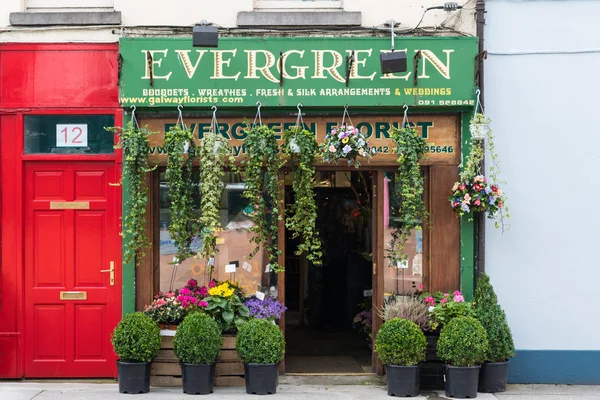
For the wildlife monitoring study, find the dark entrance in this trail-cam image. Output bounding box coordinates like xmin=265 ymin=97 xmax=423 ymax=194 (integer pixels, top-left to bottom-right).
xmin=284 ymin=170 xmax=373 ymax=373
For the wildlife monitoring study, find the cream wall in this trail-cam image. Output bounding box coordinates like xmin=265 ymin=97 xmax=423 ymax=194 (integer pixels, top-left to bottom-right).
xmin=0 ymin=0 xmax=476 ymax=42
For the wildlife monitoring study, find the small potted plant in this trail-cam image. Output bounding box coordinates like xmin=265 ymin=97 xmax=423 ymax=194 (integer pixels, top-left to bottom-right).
xmin=111 ymin=312 xmax=161 ymax=394
xmin=236 ymin=318 xmax=285 ymax=395
xmin=437 ymin=316 xmax=489 ymax=398
xmin=474 ymin=273 xmax=515 ymax=393
xmin=375 ymin=318 xmax=427 ymax=397
xmin=174 ymin=313 xmax=222 ymax=395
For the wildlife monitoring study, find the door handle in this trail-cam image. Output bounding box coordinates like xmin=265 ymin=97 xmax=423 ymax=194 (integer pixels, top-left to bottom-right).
xmin=100 ymin=261 xmax=115 ymax=286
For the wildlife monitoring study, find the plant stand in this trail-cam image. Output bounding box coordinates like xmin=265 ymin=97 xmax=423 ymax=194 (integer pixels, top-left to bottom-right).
xmin=420 ymin=331 xmax=445 ymax=390
xmin=151 ymin=334 xmax=244 ymax=387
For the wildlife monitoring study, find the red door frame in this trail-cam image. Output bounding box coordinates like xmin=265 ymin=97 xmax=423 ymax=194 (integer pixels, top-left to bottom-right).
xmin=0 ymin=108 xmax=122 ymax=378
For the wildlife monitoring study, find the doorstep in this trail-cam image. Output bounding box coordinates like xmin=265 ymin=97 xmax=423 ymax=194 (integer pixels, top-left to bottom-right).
xmin=280 ymin=373 xmax=385 ymax=386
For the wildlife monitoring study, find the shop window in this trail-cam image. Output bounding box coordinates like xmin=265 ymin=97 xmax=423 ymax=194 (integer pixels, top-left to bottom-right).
xmin=158 ymin=171 xmax=276 ymax=297
xmin=26 ymin=0 xmax=114 ymax=11
xmin=254 ymin=0 xmax=342 ymax=10
xmin=383 ymin=171 xmax=425 ymax=298
xmin=24 ymin=115 xmax=115 ymax=155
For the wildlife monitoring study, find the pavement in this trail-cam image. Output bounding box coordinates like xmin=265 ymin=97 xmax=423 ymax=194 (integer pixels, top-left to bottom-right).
xmin=1 ymin=381 xmax=600 ymax=400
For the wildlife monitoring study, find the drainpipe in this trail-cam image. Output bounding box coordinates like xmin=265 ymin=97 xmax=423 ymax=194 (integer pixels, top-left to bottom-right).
xmin=475 ymin=0 xmax=486 ymax=278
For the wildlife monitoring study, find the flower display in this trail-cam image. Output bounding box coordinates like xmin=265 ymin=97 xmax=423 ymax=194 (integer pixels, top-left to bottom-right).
xmin=143 ymin=291 xmax=186 ymax=325
xmin=244 ymin=296 xmax=287 ymax=321
xmin=208 ymin=281 xmax=236 ymax=298
xmin=448 ymin=175 xmax=504 ymax=219
xmin=419 ymin=290 xmax=474 ymax=330
xmin=321 ymin=124 xmax=374 ymax=168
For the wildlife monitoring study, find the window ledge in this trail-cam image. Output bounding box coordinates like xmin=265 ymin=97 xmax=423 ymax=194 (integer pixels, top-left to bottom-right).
xmin=237 ymin=11 xmax=361 ymax=27
xmin=10 ymin=11 xmax=121 ymax=26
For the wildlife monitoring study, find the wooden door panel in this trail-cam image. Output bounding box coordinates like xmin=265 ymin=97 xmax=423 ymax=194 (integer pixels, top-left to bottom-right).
xmin=24 ymin=161 xmax=119 ymax=378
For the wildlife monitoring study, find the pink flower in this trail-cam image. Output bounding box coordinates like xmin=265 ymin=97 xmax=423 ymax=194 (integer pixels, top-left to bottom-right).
xmin=199 ymin=286 xmax=208 ymax=297
xmin=498 ymin=189 xmax=503 ymax=196
xmin=352 ymin=128 xmax=359 ymax=135
xmin=474 ymin=175 xmax=484 ymax=183
xmin=464 ymin=194 xmax=471 ymax=202
xmin=444 ymin=293 xmax=449 ymax=297
xmin=440 ymin=298 xmax=448 ymax=304
xmin=198 ymin=301 xmax=208 ymax=308
xmin=474 ymin=199 xmax=481 ymax=206
xmin=331 ymin=129 xmax=338 ymax=135
xmin=424 ymin=296 xmax=435 ymax=306
xmin=459 ymin=183 xmax=466 ymax=191
xmin=187 ymin=279 xmax=198 ymax=288
xmin=209 ymin=280 xmax=216 ymax=288
xmin=498 ymin=201 xmax=503 ymax=208
xmin=359 ymin=148 xmax=365 ymax=156
xmin=452 ymin=182 xmax=459 ymax=191
xmin=453 ymin=291 xmax=462 ymax=296
xmin=454 ymin=294 xmax=465 ymax=303
xmin=418 ymin=284 xmax=423 ymax=290
xmin=329 ymin=145 xmax=337 ymax=153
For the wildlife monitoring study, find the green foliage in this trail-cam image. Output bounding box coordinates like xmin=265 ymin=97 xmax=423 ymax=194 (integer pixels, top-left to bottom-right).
xmin=111 ymin=312 xmax=161 ymax=363
xmin=431 ymin=301 xmax=475 ymax=331
xmin=474 ymin=273 xmax=515 ymax=362
xmin=204 ymin=287 xmax=250 ymax=333
xmin=106 ymin=122 xmax=156 ymax=266
xmin=283 ymin=129 xmax=322 ymax=266
xmin=236 ymin=318 xmax=285 ymax=364
xmin=197 ymin=131 xmax=234 ymax=269
xmin=241 ymin=123 xmax=284 ymax=272
xmin=387 ymin=126 xmax=429 ymax=266
xmin=437 ymin=316 xmax=488 ymax=367
xmin=375 ymin=318 xmax=427 ymax=366
xmin=174 ymin=313 xmax=223 ymax=364
xmin=164 ymin=124 xmax=198 ymax=262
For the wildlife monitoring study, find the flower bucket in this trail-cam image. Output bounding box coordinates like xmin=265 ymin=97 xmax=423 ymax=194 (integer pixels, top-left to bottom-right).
xmin=289 ymin=138 xmax=301 ymax=153
xmin=469 ymin=121 xmax=490 ymax=140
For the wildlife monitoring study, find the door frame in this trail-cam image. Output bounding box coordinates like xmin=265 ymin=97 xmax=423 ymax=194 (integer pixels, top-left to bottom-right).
xmin=1 ymin=108 xmax=122 ymax=378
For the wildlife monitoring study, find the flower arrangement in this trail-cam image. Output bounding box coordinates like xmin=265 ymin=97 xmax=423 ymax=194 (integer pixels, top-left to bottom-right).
xmin=244 ymin=296 xmax=287 ymax=321
xmin=352 ymin=309 xmax=373 ymax=342
xmin=421 ymin=290 xmax=475 ymax=331
xmin=204 ymin=280 xmax=249 ymax=333
xmin=449 ymin=175 xmax=504 ymax=219
xmin=143 ymin=291 xmax=186 ymax=327
xmin=321 ymin=124 xmax=375 ymax=168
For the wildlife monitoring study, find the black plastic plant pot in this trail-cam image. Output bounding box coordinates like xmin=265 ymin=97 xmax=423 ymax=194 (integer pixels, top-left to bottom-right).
xmin=244 ymin=363 xmax=279 ymax=395
xmin=117 ymin=360 xmax=151 ymax=394
xmin=386 ymin=364 xmax=419 ymax=397
xmin=478 ymin=361 xmax=509 ymax=393
xmin=181 ymin=362 xmax=216 ymax=395
xmin=445 ymin=365 xmax=480 ymax=399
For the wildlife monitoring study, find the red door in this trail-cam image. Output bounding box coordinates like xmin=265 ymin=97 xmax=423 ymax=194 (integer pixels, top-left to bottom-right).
xmin=24 ymin=161 xmax=121 ymax=377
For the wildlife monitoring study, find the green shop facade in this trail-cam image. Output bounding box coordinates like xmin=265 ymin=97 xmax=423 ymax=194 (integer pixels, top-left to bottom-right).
xmin=118 ymin=36 xmax=479 ymax=376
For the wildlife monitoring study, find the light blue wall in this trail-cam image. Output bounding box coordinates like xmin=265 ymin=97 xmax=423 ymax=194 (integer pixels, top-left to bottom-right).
xmin=485 ymin=0 xmax=600 ymax=383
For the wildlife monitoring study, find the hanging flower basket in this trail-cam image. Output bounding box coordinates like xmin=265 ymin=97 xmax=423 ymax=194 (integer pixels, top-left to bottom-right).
xmin=448 ymin=175 xmax=505 ymax=219
xmin=321 ymin=124 xmax=374 ymax=168
xmin=469 ymin=113 xmax=491 ymax=140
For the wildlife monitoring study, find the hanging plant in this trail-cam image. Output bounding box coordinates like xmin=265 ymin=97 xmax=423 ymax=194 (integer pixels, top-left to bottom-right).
xmin=283 ymin=128 xmax=322 ymax=266
xmin=320 ymin=106 xmax=375 ymax=168
xmin=164 ymin=124 xmax=198 ymax=263
xmin=449 ymin=112 xmax=509 ymax=230
xmin=197 ymin=130 xmax=233 ymax=268
xmin=106 ymin=121 xmax=156 ymax=266
xmin=386 ymin=125 xmax=429 ymax=267
xmin=241 ymin=123 xmax=284 ymax=272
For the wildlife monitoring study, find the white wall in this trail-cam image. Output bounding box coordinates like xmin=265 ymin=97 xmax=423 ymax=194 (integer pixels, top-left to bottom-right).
xmin=0 ymin=0 xmax=475 ymax=42
xmin=485 ymin=0 xmax=600 ymax=350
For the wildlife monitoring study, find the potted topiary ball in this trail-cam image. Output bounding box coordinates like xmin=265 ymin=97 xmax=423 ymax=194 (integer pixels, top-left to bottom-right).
xmin=174 ymin=313 xmax=223 ymax=395
xmin=437 ymin=316 xmax=489 ymax=399
xmin=375 ymin=318 xmax=427 ymax=397
xmin=111 ymin=312 xmax=161 ymax=394
xmin=474 ymin=273 xmax=515 ymax=393
xmin=236 ymin=318 xmax=285 ymax=395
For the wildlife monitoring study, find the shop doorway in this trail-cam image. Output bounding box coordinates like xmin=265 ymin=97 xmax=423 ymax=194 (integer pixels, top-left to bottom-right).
xmin=284 ymin=170 xmax=374 ymax=374
xmin=23 ymin=161 xmax=122 ymax=377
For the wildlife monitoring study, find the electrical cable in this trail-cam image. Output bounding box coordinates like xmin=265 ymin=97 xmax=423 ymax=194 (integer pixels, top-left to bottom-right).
xmin=488 ymin=49 xmax=600 ymax=55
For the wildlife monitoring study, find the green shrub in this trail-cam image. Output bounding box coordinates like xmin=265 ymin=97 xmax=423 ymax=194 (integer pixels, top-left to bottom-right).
xmin=437 ymin=316 xmax=488 ymax=367
xmin=174 ymin=313 xmax=222 ymax=364
xmin=375 ymin=318 xmax=427 ymax=366
xmin=111 ymin=312 xmax=161 ymax=363
xmin=474 ymin=274 xmax=515 ymax=362
xmin=236 ymin=318 xmax=285 ymax=364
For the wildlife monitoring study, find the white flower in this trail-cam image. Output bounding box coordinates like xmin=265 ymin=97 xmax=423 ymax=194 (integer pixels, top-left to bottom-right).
xmin=428 ymin=306 xmax=435 ymax=313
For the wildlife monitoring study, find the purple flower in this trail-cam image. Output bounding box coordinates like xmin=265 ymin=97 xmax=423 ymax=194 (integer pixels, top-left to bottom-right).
xmin=244 ymin=296 xmax=287 ymax=320
xmin=342 ymin=145 xmax=352 ymax=155
xmin=461 ymin=204 xmax=470 ymax=212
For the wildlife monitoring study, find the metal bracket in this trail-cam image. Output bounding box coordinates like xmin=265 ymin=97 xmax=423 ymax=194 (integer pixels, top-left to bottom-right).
xmin=474 ymin=50 xmax=488 ymax=86
xmin=413 ymin=50 xmax=422 ymax=86
xmin=146 ymin=50 xmax=154 ymax=87
xmin=117 ymin=53 xmax=123 ymax=84
xmin=345 ymin=50 xmax=355 ymax=87
xmin=279 ymin=51 xmax=284 ymax=88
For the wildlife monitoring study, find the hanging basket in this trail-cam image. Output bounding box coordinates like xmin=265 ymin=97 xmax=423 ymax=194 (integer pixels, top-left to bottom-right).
xmin=469 ymin=112 xmax=491 ymax=140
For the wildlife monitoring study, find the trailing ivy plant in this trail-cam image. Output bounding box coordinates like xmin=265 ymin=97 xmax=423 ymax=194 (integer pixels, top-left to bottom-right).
xmin=197 ymin=130 xmax=234 ymax=270
xmin=387 ymin=125 xmax=429 ymax=266
xmin=283 ymin=129 xmax=322 ymax=266
xmin=241 ymin=123 xmax=284 ymax=272
xmin=106 ymin=121 xmax=156 ymax=266
xmin=164 ymin=124 xmax=198 ymax=263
